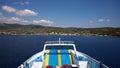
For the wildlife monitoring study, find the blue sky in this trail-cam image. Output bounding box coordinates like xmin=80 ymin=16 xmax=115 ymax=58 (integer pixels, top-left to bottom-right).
xmin=0 ymin=0 xmax=120 ymax=28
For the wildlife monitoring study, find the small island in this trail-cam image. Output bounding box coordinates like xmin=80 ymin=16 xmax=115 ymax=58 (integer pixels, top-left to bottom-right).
xmin=0 ymin=23 xmax=120 ymax=36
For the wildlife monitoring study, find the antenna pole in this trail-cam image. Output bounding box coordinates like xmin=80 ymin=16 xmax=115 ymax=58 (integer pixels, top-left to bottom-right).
xmin=59 ymin=38 xmax=61 ymax=44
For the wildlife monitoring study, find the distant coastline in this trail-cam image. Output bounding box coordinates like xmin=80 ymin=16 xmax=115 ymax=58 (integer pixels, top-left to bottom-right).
xmin=0 ymin=32 xmax=118 ymax=37
xmin=0 ymin=23 xmax=120 ymax=36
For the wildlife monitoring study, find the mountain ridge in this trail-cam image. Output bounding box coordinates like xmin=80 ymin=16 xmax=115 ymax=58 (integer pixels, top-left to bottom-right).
xmin=0 ymin=23 xmax=120 ymax=36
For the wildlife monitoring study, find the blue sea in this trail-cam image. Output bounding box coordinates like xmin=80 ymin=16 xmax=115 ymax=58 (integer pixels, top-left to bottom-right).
xmin=0 ymin=35 xmax=120 ymax=68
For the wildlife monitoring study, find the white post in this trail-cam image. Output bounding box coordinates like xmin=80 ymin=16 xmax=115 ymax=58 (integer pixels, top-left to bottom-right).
xmin=59 ymin=38 xmax=61 ymax=44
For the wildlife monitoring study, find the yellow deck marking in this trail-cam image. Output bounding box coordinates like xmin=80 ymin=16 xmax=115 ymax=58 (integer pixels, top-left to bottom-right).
xmin=45 ymin=50 xmax=50 ymax=66
xmin=58 ymin=50 xmax=62 ymax=66
xmin=68 ymin=50 xmax=72 ymax=64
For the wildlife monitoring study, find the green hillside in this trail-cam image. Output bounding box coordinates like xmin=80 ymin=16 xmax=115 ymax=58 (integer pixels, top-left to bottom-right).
xmin=0 ymin=23 xmax=120 ymax=36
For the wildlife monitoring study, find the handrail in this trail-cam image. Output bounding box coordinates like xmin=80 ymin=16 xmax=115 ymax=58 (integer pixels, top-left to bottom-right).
xmin=25 ymin=51 xmax=44 ymax=64
xmin=46 ymin=41 xmax=74 ymax=44
xmin=76 ymin=51 xmax=109 ymax=68
xmin=43 ymin=44 xmax=77 ymax=52
xmin=44 ymin=39 xmax=76 ymax=52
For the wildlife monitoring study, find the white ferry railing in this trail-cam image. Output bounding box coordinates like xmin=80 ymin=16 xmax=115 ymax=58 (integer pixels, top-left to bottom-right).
xmin=44 ymin=40 xmax=76 ymax=52
xmin=76 ymin=51 xmax=109 ymax=68
xmin=22 ymin=51 xmax=44 ymax=68
xmin=45 ymin=41 xmax=74 ymax=44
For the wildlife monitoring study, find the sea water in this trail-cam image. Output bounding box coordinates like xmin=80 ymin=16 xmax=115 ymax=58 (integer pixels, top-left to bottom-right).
xmin=0 ymin=35 xmax=120 ymax=68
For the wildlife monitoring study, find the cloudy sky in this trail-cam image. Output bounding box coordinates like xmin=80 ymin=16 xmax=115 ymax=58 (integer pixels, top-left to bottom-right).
xmin=0 ymin=0 xmax=120 ymax=27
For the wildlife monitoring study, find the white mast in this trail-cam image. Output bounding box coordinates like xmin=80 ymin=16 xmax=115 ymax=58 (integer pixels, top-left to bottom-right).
xmin=59 ymin=38 xmax=61 ymax=44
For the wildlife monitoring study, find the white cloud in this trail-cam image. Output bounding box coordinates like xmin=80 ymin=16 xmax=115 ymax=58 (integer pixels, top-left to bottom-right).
xmin=16 ymin=9 xmax=38 ymax=16
xmin=8 ymin=17 xmax=26 ymax=23
xmin=9 ymin=17 xmax=21 ymax=22
xmin=0 ymin=13 xmax=29 ymax=24
xmin=14 ymin=1 xmax=30 ymax=5
xmin=2 ymin=5 xmax=37 ymax=16
xmin=0 ymin=13 xmax=6 ymax=22
xmin=89 ymin=20 xmax=94 ymax=23
xmin=6 ymin=17 xmax=28 ymax=24
xmin=98 ymin=19 xmax=105 ymax=22
xmin=2 ymin=5 xmax=16 ymax=13
xmin=24 ymin=1 xmax=30 ymax=5
xmin=98 ymin=18 xmax=111 ymax=23
xmin=0 ymin=13 xmax=53 ymax=26
xmin=33 ymin=19 xmax=53 ymax=26
xmin=89 ymin=18 xmax=111 ymax=23
xmin=0 ymin=12 xmax=2 ymax=15
xmin=106 ymin=19 xmax=111 ymax=22
xmin=0 ymin=12 xmax=3 ymax=17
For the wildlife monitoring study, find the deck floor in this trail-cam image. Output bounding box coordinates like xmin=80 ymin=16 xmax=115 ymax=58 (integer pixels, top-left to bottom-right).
xmin=45 ymin=50 xmax=72 ymax=66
